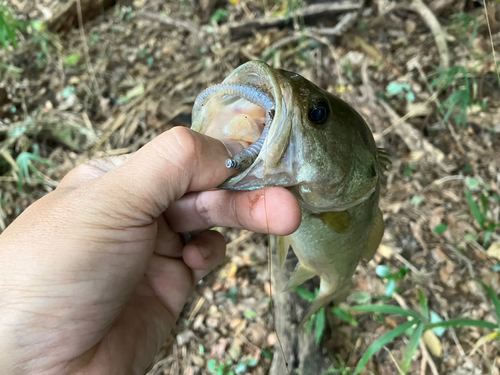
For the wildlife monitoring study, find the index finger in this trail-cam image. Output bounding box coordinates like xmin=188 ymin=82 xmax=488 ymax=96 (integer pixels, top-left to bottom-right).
xmin=87 ymin=127 xmax=236 ymax=220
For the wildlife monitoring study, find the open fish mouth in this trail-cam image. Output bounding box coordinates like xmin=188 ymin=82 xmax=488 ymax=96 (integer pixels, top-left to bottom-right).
xmin=191 ymin=61 xmax=296 ymax=191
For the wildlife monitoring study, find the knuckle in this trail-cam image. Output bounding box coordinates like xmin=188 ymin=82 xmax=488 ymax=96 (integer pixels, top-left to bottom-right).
xmin=194 ymin=193 xmax=214 ymax=228
xmin=165 ymin=127 xmax=202 ymax=165
xmin=230 ymin=193 xmax=244 ymax=228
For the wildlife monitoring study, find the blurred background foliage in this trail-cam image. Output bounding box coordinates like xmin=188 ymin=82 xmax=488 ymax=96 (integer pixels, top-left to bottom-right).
xmin=0 ymin=0 xmax=499 ymax=374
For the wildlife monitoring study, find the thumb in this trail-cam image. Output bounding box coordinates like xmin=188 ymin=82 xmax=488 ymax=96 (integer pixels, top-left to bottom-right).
xmin=82 ymin=127 xmax=235 ymax=224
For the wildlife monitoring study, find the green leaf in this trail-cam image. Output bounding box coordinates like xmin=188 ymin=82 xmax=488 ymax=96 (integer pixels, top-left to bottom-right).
xmin=353 ymin=320 xmax=416 ymax=375
xmin=480 ymin=193 xmax=488 ymax=216
xmin=244 ymin=310 xmax=257 ymax=320
xmin=262 ymin=349 xmax=273 ymax=360
xmin=235 ymin=362 xmax=247 ymax=374
xmin=207 ymin=359 xmax=217 ymax=372
xmin=484 ymin=230 xmax=493 ymax=247
xmin=425 ymin=319 xmax=497 ymax=331
xmin=430 ymin=311 xmax=446 ymax=337
xmin=349 ymin=291 xmax=371 ymax=305
xmin=465 ymin=176 xmax=481 ymax=191
xmin=246 ymin=358 xmax=258 ymax=367
xmin=386 ymin=82 xmax=411 ymax=96
xmin=346 ymin=305 xmax=423 ymax=320
xmin=385 ymin=278 xmax=396 ymax=297
xmin=418 ymin=290 xmax=429 ymax=320
xmin=376 ymin=265 xmax=392 ymax=279
xmin=401 ymin=323 xmax=424 ymax=373
xmin=465 ymin=233 xmax=478 ymax=242
xmin=210 ymin=8 xmax=228 ymax=24
xmin=315 ymin=308 xmax=326 ymax=345
xmin=433 ymin=223 xmax=448 ymax=234
xmin=405 ymin=91 xmax=416 ymax=102
xmin=478 ymin=281 xmax=500 ymax=328
xmin=63 ymin=53 xmax=82 ymax=67
xmin=332 ymin=307 xmax=359 ymax=326
xmin=410 ymin=195 xmax=423 ymax=206
xmin=294 ymin=286 xmax=316 ymax=302
xmin=464 ymin=189 xmax=485 ymax=228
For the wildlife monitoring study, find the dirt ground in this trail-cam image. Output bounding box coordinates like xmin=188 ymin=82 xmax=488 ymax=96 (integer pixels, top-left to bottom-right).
xmin=1 ymin=0 xmax=500 ymax=374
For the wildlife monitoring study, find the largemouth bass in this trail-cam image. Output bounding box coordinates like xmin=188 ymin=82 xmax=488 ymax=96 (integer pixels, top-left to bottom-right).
xmin=191 ymin=61 xmax=390 ymax=324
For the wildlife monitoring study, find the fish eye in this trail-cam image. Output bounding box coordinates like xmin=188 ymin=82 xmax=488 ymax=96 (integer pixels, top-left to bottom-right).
xmin=308 ymin=102 xmax=329 ymax=124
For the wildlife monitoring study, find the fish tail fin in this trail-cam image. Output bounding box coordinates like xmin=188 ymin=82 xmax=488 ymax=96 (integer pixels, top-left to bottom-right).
xmin=282 ymin=262 xmax=315 ymax=291
xmin=300 ymin=277 xmax=348 ymax=326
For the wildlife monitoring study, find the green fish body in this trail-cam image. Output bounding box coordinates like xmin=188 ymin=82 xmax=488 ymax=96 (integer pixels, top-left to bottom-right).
xmin=191 ymin=61 xmax=389 ymax=323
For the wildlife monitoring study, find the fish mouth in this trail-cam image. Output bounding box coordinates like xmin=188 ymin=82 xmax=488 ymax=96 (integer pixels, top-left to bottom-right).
xmin=191 ymin=61 xmax=296 ymax=190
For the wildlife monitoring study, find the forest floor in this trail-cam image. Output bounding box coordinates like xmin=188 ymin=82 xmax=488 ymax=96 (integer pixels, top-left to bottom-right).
xmin=1 ymin=0 xmax=500 ymax=374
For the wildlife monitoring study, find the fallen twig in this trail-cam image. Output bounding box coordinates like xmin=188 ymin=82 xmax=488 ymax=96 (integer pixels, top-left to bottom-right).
xmin=137 ymin=13 xmax=200 ymax=34
xmin=222 ymin=1 xmax=362 ymax=37
xmin=409 ymin=0 xmax=450 ymax=70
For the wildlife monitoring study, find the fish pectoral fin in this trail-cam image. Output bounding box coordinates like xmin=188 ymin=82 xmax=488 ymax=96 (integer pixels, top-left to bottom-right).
xmin=277 ymin=236 xmax=292 ymax=268
xmin=362 ymin=207 xmax=385 ymax=262
xmin=377 ymin=148 xmax=392 ymax=171
xmin=283 ymin=262 xmax=316 ymax=292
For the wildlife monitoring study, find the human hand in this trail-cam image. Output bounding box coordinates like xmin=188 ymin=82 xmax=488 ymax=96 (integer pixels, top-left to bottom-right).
xmin=0 ymin=127 xmax=301 ymax=375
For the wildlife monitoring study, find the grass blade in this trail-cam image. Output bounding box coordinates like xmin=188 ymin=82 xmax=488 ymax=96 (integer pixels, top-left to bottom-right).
xmin=401 ymin=323 xmax=424 ymax=373
xmin=418 ymin=290 xmax=429 ymax=320
xmin=353 ymin=320 xmax=416 ymax=375
xmin=294 ymin=286 xmax=316 ymax=302
xmin=478 ymin=281 xmax=500 ymax=329
xmin=425 ymin=319 xmax=497 ymax=330
xmin=347 ymin=305 xmax=423 ymax=320
xmin=315 ymin=308 xmax=326 ymax=345
xmin=332 ymin=307 xmax=359 ymax=326
xmin=464 ymin=189 xmax=485 ymax=228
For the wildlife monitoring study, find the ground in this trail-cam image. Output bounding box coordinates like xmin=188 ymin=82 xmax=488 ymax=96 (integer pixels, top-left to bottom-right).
xmin=0 ymin=0 xmax=499 ymax=374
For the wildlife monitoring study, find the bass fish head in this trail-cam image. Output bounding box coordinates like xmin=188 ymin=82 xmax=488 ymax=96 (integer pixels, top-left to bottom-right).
xmin=191 ymin=61 xmax=380 ymax=212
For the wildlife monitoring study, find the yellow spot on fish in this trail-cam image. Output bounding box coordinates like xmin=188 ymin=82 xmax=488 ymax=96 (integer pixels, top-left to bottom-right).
xmin=321 ymin=211 xmax=351 ymax=233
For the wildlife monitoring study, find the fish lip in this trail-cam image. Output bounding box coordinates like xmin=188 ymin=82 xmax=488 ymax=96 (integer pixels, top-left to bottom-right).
xmin=192 ymin=61 xmax=296 ymax=191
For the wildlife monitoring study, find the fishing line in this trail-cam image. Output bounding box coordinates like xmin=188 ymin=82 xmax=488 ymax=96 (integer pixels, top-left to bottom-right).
xmin=483 ymin=1 xmax=500 ymax=86
xmin=263 ymin=106 xmax=291 ymax=375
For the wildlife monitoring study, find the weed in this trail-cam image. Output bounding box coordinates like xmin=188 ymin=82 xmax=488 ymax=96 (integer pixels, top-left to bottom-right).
xmin=463 ymin=177 xmax=499 ymax=246
xmin=339 ymin=283 xmax=500 ymax=375
xmin=206 ymin=357 xmax=258 ymax=375
xmin=450 ymin=13 xmax=479 ymax=47
xmin=210 ymin=9 xmax=228 ymax=24
xmin=375 ymin=265 xmax=409 ymax=297
xmin=429 ymin=66 xmax=474 ymax=128
xmin=386 ymin=82 xmax=416 ymax=102
xmin=0 ymin=2 xmax=21 ymax=49
xmin=63 ymin=53 xmax=82 ymax=67
xmin=15 ymin=145 xmax=56 ymax=192
xmin=294 ymin=286 xmax=326 ymax=345
xmin=433 ymin=223 xmax=448 ymax=234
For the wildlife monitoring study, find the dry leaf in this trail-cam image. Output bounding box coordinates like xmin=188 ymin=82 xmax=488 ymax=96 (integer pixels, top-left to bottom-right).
xmin=423 ymin=330 xmax=443 ymax=357
xmin=220 ymin=261 xmax=238 ymax=279
xmin=486 ymin=242 xmax=500 ymax=261
xmin=469 ymin=331 xmax=499 ymax=356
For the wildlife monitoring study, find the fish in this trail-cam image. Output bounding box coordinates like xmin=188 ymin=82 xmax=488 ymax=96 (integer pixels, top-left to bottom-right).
xmin=191 ymin=61 xmax=390 ymax=324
